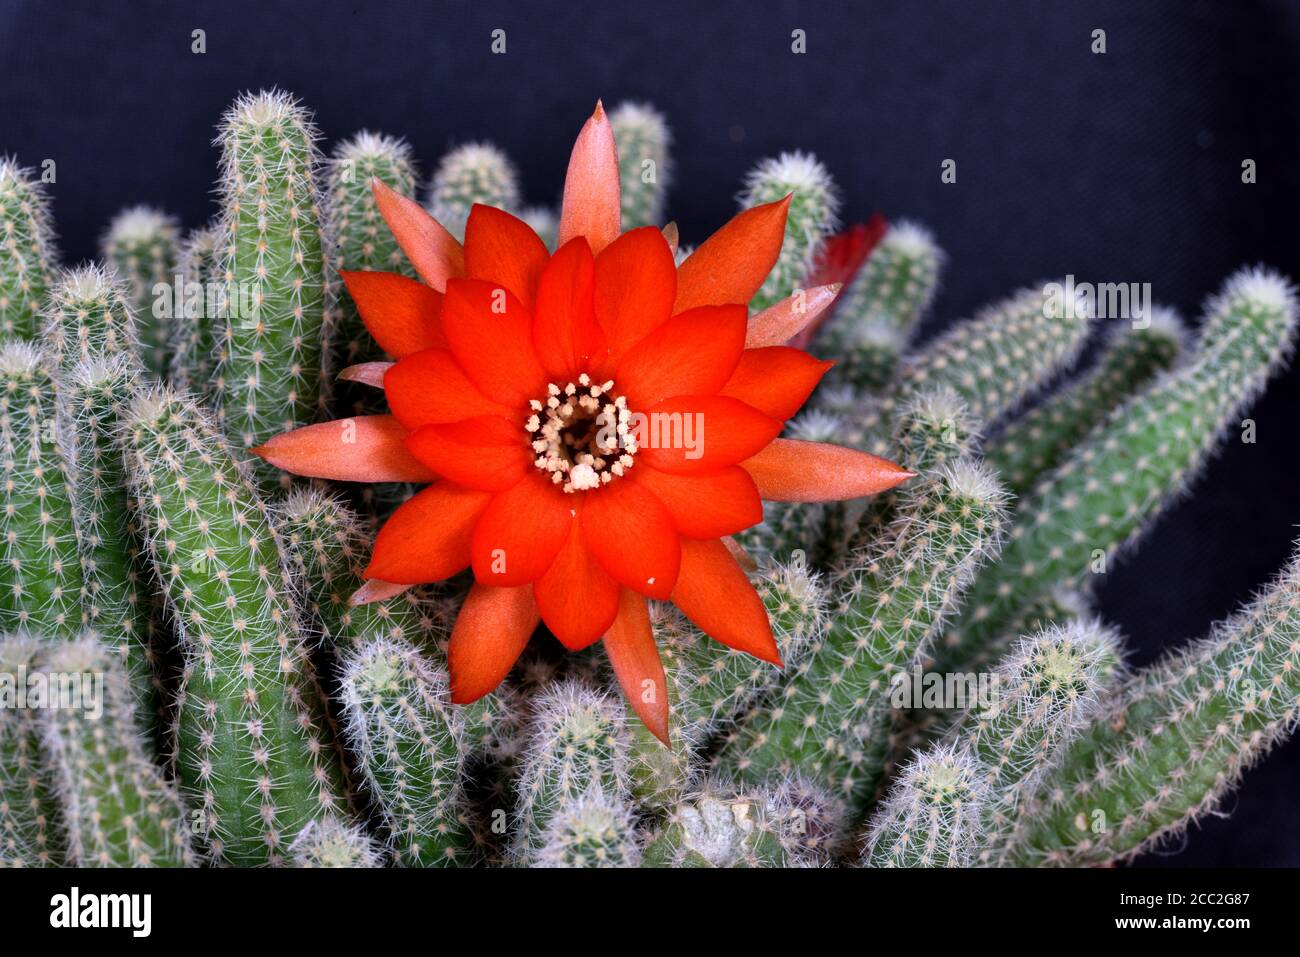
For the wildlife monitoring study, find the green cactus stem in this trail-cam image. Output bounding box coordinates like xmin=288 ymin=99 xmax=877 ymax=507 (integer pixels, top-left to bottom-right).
xmin=425 ymin=142 xmax=521 ymax=242
xmin=610 ymin=102 xmax=672 ymax=229
xmin=0 ymin=159 xmax=58 ymax=341
xmin=101 ymin=206 xmax=180 ymax=378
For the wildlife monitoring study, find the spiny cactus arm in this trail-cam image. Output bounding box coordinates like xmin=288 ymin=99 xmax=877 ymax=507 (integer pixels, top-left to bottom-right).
xmin=101 ymin=206 xmax=180 ymax=378
xmin=43 ymin=264 xmax=140 ymax=369
xmin=425 ymin=142 xmax=521 ymax=242
xmin=1014 ymin=545 xmax=1300 ymax=865
xmin=0 ymin=632 xmax=65 ymax=866
xmin=339 ymin=636 xmax=476 ymax=867
xmin=948 ymin=620 xmax=1118 ymax=863
xmin=69 ymin=356 xmax=159 ymax=713
xmin=168 ymin=224 xmax=224 ymax=395
xmin=0 ymin=159 xmax=58 ymax=341
xmin=862 ymin=743 xmax=990 ymax=867
xmin=214 ymin=89 xmax=330 ymax=485
xmin=741 ymin=152 xmax=840 ymax=313
xmin=0 ymin=342 xmax=86 ymax=638
xmin=289 ymin=816 xmax=384 ymax=867
xmin=821 ymin=221 xmax=945 ymax=392
xmin=535 ymin=789 xmax=640 ymax=868
xmin=38 ymin=636 xmax=194 ymax=867
xmin=718 ymin=461 xmax=1009 ymax=807
xmin=942 ymin=268 xmax=1297 ymax=672
xmin=610 ymin=102 xmax=672 ymax=229
xmin=642 ymin=785 xmax=789 ymax=868
xmin=984 ymin=309 xmax=1187 ymax=495
xmin=509 ymin=679 xmax=630 ymax=864
xmin=121 ymin=388 xmax=345 ymax=865
xmin=278 ymin=487 xmax=448 ymax=650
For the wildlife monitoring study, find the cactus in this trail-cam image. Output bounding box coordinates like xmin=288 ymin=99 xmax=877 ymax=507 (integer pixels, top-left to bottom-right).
xmin=0 ymin=342 xmax=86 ymax=638
xmin=984 ymin=309 xmax=1186 ymax=494
xmin=863 ymin=743 xmax=988 ymax=867
xmin=43 ymin=264 xmax=140 ymax=370
xmin=820 ymin=221 xmax=944 ymax=392
xmin=37 ymin=636 xmax=194 ymax=867
xmin=168 ymin=224 xmax=223 ymax=395
xmin=0 ymin=632 xmax=64 ymax=866
xmin=740 ymin=152 xmax=840 ymax=313
xmin=213 ymin=90 xmax=329 ymax=486
xmin=941 ymin=269 xmax=1297 ymax=672
xmin=425 ymin=142 xmax=521 ymax=242
xmin=609 ymin=102 xmax=672 ymax=229
xmin=101 ymin=206 xmax=179 ymax=378
xmin=339 ymin=635 xmax=475 ymax=866
xmin=0 ymin=159 xmax=58 ymax=341
xmin=121 ymin=388 xmax=344 ymax=864
xmin=535 ymin=789 xmax=639 ymax=868
xmin=719 ymin=461 xmax=1009 ymax=807
xmin=68 ymin=355 xmax=158 ymax=713
xmin=289 ymin=816 xmax=384 ymax=867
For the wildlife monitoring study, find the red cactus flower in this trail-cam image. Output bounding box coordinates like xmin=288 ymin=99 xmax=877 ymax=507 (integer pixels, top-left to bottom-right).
xmin=254 ymin=102 xmax=913 ymax=742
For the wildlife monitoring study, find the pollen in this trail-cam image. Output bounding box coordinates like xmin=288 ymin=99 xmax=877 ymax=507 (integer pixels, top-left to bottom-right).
xmin=528 ymin=376 xmax=636 ymax=493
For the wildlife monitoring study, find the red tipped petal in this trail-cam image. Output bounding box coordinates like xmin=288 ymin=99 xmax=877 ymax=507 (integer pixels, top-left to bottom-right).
xmin=594 ymin=227 xmax=677 ymax=361
xmin=673 ymin=196 xmax=790 ymax=313
xmin=745 ymin=284 xmax=842 ymax=348
xmin=615 ymin=304 xmax=747 ymax=408
xmin=631 ymin=465 xmax=762 ymax=539
xmin=671 ymin=538 xmax=780 ymax=664
xmin=603 ymin=589 xmax=670 ymax=744
xmin=366 ymin=482 xmax=493 ymax=583
xmin=464 ymin=204 xmax=550 ymax=309
xmin=448 ymin=583 xmax=539 ymax=703
xmin=252 ymin=416 xmax=437 ymax=483
xmin=532 ymin=238 xmax=604 ymax=381
xmin=441 ymin=278 xmax=546 ymax=407
xmin=741 ymin=439 xmax=916 ymax=502
xmin=638 ymin=395 xmax=782 ymax=475
xmin=340 ymin=270 xmax=448 ymax=359
xmin=404 ymin=416 xmax=529 ymax=492
xmin=719 ymin=347 xmax=833 ymax=420
xmin=384 ymin=348 xmax=514 ymax=430
xmin=338 ymin=361 xmax=392 ymax=388
xmin=371 ymin=179 xmax=465 ymax=291
xmin=471 ymin=473 xmax=574 ymax=586
xmin=534 ymin=516 xmax=621 ymax=650
xmin=581 ymin=479 xmax=680 ymax=599
xmin=557 ymin=101 xmax=621 ymax=255
xmin=350 ymin=579 xmax=411 ymax=606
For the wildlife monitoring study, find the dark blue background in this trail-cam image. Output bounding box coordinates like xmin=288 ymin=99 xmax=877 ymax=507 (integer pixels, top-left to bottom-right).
xmin=3 ymin=0 xmax=1298 ymax=866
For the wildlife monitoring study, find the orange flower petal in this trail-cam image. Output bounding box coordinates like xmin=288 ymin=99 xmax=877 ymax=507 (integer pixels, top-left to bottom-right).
xmin=557 ymin=101 xmax=621 ymax=256
xmin=350 ymin=579 xmax=411 ymax=606
xmin=671 ymin=538 xmax=780 ymax=664
xmin=365 ymin=482 xmax=493 ymax=583
xmin=534 ymin=514 xmax=621 ymax=651
xmin=741 ymin=439 xmax=916 ymax=502
xmin=673 ymin=196 xmax=790 ymax=313
xmin=532 ymin=238 xmax=605 ymax=381
xmin=441 ymin=278 xmax=546 ymax=407
xmin=338 ymin=361 xmax=392 ymax=388
xmin=615 ymin=304 xmax=747 ymax=408
xmin=631 ymin=466 xmax=762 ymax=539
xmin=383 ymin=348 xmax=514 ymax=430
xmin=404 ymin=416 xmax=530 ymax=492
xmin=371 ymin=179 xmax=465 ymax=292
xmin=448 ymin=583 xmax=539 ymax=703
xmin=745 ymin=284 xmax=842 ymax=348
xmin=464 ymin=204 xmax=550 ymax=309
xmin=594 ymin=227 xmax=677 ymax=362
xmin=603 ymin=589 xmax=669 ymax=744
xmin=719 ymin=347 xmax=833 ymax=420
xmin=252 ymin=415 xmax=437 ymax=483
xmin=581 ymin=479 xmax=680 ymax=599
xmin=340 ymin=270 xmax=448 ymax=359
xmin=638 ymin=395 xmax=782 ymax=475
xmin=471 ymin=473 xmax=574 ymax=586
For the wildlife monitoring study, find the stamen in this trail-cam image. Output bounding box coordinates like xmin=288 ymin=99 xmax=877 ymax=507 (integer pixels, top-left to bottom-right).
xmin=527 ymin=376 xmax=638 ymax=493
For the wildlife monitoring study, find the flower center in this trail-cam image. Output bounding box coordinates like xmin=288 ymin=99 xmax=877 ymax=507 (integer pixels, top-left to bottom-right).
xmin=527 ymin=373 xmax=637 ymax=493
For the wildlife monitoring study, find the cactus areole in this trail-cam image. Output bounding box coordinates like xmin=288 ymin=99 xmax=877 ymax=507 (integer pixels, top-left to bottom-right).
xmin=253 ymin=101 xmax=913 ymax=740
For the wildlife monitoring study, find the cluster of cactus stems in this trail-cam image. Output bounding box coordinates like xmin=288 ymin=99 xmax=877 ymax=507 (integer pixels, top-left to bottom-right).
xmin=0 ymin=89 xmax=1297 ymax=869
